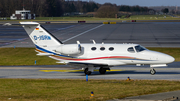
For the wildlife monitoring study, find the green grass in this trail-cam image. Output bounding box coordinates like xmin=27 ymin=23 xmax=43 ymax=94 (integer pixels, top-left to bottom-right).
xmin=1 ymin=15 xmax=180 ymax=22
xmin=0 ymin=48 xmax=58 ymax=66
xmin=0 ymin=79 xmax=180 ymax=101
xmin=126 ymin=15 xmax=180 ymax=20
xmin=0 ymin=47 xmax=179 ymax=66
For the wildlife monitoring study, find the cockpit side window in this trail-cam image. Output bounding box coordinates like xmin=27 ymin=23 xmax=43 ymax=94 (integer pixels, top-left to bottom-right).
xmin=127 ymin=47 xmax=135 ymax=53
xmin=135 ymin=45 xmax=146 ymax=52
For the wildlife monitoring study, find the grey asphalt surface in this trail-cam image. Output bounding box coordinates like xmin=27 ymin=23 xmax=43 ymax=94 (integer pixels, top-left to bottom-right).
xmin=1 ymin=22 xmax=180 ymax=47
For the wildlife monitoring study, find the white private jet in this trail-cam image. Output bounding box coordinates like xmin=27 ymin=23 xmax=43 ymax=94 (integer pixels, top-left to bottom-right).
xmin=20 ymin=22 xmax=174 ymax=75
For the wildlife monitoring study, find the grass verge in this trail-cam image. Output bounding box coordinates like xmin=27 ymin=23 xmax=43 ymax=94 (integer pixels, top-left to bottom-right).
xmin=0 ymin=79 xmax=180 ymax=101
xmin=0 ymin=48 xmax=58 ymax=66
xmin=0 ymin=47 xmax=179 ymax=66
xmin=1 ymin=15 xmax=180 ymax=22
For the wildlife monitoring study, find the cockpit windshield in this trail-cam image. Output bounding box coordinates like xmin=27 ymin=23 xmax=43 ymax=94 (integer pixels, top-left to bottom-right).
xmin=135 ymin=45 xmax=147 ymax=52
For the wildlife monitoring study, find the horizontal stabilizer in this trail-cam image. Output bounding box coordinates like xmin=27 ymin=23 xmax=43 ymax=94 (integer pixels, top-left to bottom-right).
xmin=56 ymin=62 xmax=68 ymax=64
xmin=3 ymin=23 xmax=12 ymax=26
xmin=36 ymin=53 xmax=53 ymax=56
xmin=3 ymin=22 xmax=39 ymax=26
xmin=20 ymin=22 xmax=39 ymax=26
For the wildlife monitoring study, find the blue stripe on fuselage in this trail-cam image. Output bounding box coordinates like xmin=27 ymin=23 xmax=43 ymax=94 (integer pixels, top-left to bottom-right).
xmin=35 ymin=45 xmax=72 ymax=58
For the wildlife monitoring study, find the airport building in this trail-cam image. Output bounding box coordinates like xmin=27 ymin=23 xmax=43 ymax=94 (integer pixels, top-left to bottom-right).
xmin=10 ymin=9 xmax=35 ymax=20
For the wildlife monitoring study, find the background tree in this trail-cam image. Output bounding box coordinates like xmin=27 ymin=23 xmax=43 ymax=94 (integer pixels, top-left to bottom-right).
xmin=96 ymin=3 xmax=118 ymax=18
xmin=0 ymin=0 xmax=152 ymax=17
xmin=118 ymin=5 xmax=148 ymax=12
xmin=82 ymin=2 xmax=98 ymax=12
xmin=46 ymin=0 xmax=63 ymax=17
xmin=161 ymin=8 xmax=169 ymax=14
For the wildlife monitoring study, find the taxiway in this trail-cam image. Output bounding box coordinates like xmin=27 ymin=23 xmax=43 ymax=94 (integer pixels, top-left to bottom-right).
xmin=1 ymin=22 xmax=180 ymax=47
xmin=0 ymin=62 xmax=180 ymax=80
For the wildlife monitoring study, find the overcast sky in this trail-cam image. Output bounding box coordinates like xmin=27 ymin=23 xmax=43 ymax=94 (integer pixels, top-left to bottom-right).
xmin=83 ymin=0 xmax=180 ymax=7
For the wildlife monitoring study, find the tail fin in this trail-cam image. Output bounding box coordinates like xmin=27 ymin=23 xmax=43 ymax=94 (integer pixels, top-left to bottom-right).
xmin=20 ymin=22 xmax=63 ymax=48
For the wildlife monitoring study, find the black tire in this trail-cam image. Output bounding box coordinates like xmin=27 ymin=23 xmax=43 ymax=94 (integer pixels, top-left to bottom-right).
xmin=99 ymin=67 xmax=106 ymax=74
xmin=84 ymin=68 xmax=91 ymax=75
xmin=150 ymin=69 xmax=156 ymax=75
xmin=86 ymin=71 xmax=92 ymax=75
xmin=84 ymin=68 xmax=88 ymax=73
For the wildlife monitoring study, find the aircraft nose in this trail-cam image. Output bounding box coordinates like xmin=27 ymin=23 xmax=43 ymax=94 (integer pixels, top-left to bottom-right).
xmin=165 ymin=55 xmax=175 ymax=63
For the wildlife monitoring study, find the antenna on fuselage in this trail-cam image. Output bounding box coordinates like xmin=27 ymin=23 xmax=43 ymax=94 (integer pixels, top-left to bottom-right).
xmin=23 ymin=0 xmax=25 ymax=10
xmin=77 ymin=41 xmax=80 ymax=44
xmin=90 ymin=39 xmax=96 ymax=44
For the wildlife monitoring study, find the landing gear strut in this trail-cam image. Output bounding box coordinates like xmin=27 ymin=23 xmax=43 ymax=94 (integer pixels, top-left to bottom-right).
xmin=150 ymin=68 xmax=156 ymax=75
xmin=99 ymin=67 xmax=106 ymax=74
xmin=84 ymin=68 xmax=91 ymax=75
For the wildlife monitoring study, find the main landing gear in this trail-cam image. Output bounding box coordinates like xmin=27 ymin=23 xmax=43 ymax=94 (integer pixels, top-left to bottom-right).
xmin=150 ymin=68 xmax=156 ymax=75
xmin=84 ymin=68 xmax=92 ymax=75
xmin=99 ymin=67 xmax=106 ymax=74
xmin=99 ymin=67 xmax=110 ymax=74
xmin=84 ymin=67 xmax=110 ymax=75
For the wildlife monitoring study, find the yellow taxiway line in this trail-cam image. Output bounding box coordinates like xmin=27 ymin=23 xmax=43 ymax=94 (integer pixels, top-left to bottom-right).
xmin=39 ymin=69 xmax=123 ymax=72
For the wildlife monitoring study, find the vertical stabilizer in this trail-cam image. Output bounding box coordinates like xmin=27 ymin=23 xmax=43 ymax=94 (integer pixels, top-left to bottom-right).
xmin=20 ymin=22 xmax=63 ymax=48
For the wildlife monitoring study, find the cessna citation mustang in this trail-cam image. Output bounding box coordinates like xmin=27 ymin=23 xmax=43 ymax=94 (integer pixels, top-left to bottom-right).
xmin=20 ymin=22 xmax=175 ymax=75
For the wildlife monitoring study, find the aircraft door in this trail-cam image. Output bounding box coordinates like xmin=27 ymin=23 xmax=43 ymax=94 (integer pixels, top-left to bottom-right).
xmin=127 ymin=47 xmax=136 ymax=63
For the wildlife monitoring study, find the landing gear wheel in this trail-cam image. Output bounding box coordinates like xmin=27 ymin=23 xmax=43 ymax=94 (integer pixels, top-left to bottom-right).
xmin=84 ymin=68 xmax=92 ymax=75
xmin=86 ymin=71 xmax=91 ymax=75
xmin=99 ymin=68 xmax=106 ymax=74
xmin=150 ymin=69 xmax=156 ymax=75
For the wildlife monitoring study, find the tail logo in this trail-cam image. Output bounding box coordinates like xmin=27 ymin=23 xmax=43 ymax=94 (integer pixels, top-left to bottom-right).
xmin=34 ymin=35 xmax=51 ymax=40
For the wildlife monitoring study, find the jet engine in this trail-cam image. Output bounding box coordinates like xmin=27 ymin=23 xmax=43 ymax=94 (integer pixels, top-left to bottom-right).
xmin=56 ymin=44 xmax=81 ymax=55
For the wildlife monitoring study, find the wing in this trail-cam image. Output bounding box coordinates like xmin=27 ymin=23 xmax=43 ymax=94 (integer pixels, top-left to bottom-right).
xmin=67 ymin=62 xmax=109 ymax=68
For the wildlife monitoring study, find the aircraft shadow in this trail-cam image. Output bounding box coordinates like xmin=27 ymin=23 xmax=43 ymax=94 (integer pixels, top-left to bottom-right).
xmin=74 ymin=71 xmax=180 ymax=76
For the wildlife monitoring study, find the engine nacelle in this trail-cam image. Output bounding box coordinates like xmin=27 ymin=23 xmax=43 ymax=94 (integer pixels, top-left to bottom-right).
xmin=56 ymin=44 xmax=81 ymax=55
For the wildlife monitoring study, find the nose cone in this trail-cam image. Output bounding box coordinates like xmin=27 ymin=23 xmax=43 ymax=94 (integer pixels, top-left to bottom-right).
xmin=165 ymin=55 xmax=175 ymax=63
xmin=150 ymin=50 xmax=175 ymax=64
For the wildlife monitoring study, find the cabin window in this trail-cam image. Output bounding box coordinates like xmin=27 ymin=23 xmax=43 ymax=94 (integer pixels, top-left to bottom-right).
xmin=135 ymin=45 xmax=146 ymax=52
xmin=127 ymin=47 xmax=135 ymax=53
xmin=109 ymin=47 xmax=114 ymax=51
xmin=91 ymin=47 xmax=96 ymax=51
xmin=100 ymin=47 xmax=105 ymax=51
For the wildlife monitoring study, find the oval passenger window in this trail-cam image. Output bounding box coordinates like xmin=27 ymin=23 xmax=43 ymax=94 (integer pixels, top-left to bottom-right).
xmin=100 ymin=47 xmax=105 ymax=51
xmin=109 ymin=47 xmax=114 ymax=51
xmin=91 ymin=47 xmax=96 ymax=51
